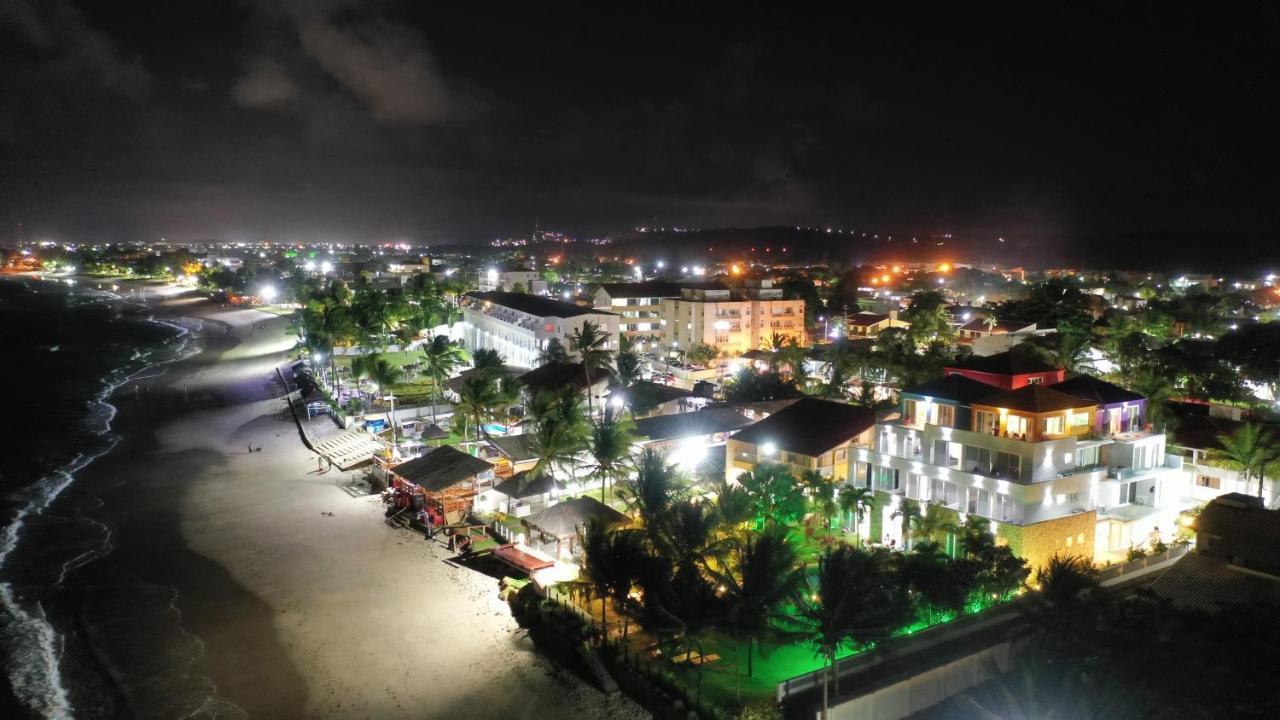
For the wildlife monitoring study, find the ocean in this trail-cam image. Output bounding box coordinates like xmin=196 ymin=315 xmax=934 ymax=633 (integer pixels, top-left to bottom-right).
xmin=0 ymin=277 xmax=198 ymax=718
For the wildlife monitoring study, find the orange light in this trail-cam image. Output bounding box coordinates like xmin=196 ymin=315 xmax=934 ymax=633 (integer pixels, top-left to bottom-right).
xmin=870 ymin=277 xmax=879 ymax=285
xmin=731 ymin=264 xmax=742 ymax=276
xmin=880 ymin=273 xmax=891 ymax=282
xmin=939 ymin=262 xmax=952 ymax=273
xmin=891 ymin=265 xmax=901 ymax=273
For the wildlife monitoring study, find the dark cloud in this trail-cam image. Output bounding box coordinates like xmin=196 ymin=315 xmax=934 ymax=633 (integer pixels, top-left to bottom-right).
xmin=0 ymin=2 xmax=1277 ymax=254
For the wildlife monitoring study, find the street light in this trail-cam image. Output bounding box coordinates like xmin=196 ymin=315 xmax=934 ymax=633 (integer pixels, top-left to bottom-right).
xmin=761 ymin=442 xmax=777 ymax=457
xmin=261 ymin=285 xmax=278 ymax=302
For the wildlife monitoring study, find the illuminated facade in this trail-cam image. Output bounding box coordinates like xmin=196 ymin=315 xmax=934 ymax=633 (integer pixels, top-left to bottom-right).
xmin=660 ymin=280 xmax=805 ymax=357
xmin=459 ymin=292 xmax=618 ymax=369
xmin=856 ymin=369 xmax=1189 ymax=570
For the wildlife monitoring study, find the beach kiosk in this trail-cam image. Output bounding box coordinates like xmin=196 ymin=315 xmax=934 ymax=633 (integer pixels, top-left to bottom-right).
xmin=386 ymin=446 xmax=494 ymax=525
xmin=522 ymin=497 xmax=628 ymax=561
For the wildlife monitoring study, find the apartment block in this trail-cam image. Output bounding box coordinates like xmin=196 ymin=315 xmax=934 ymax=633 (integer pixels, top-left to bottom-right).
xmin=660 ymin=279 xmax=805 ymax=356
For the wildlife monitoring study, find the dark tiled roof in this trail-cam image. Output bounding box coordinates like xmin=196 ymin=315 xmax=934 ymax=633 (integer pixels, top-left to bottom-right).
xmin=1148 ymin=551 xmax=1280 ymax=612
xmin=488 ymin=434 xmax=538 ymax=462
xmin=593 ymin=281 xmax=702 ymax=299
xmin=612 ymin=380 xmax=694 ymax=406
xmin=1195 ymin=493 xmax=1280 ymax=572
xmin=519 ymin=362 xmax=595 ymax=392
xmin=901 ymin=374 xmax=1001 ymax=405
xmin=392 ymin=445 xmax=492 ymax=493
xmin=632 ymin=408 xmax=754 ymax=442
xmin=973 ymin=384 xmax=1094 ymax=414
xmin=465 ymin=291 xmax=614 ymax=318
xmin=729 ymin=397 xmax=876 ymax=457
xmin=848 ymin=312 xmax=889 ymax=327
xmin=524 ymin=497 xmax=627 ymax=537
xmin=1050 ymin=375 xmax=1145 ymax=405
xmin=958 ymin=318 xmax=1035 ymax=333
xmin=493 ymin=470 xmax=560 ymax=499
xmin=946 ymin=348 xmax=1060 ymax=376
xmin=741 ymin=349 xmax=772 ymax=360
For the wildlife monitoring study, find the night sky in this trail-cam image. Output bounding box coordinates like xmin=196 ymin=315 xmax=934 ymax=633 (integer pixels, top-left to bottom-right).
xmin=3 ymin=2 xmax=1279 ymax=254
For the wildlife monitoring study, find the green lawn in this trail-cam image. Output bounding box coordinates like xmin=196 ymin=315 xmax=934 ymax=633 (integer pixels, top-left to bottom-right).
xmin=333 ymin=350 xmax=423 ymax=368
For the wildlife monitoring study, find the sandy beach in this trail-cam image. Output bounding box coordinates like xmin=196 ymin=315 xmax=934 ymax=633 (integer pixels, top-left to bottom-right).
xmin=68 ymin=291 xmax=646 ymax=719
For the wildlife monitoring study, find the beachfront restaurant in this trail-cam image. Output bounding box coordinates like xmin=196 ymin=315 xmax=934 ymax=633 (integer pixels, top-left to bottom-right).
xmin=385 ymin=445 xmax=495 ymax=525
xmin=521 ymin=497 xmax=628 ymax=561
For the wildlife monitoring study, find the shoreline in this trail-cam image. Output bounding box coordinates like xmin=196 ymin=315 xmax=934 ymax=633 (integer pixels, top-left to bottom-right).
xmin=25 ymin=284 xmax=645 ymax=719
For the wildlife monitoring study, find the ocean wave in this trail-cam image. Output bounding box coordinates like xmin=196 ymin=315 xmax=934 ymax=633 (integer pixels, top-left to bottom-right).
xmin=0 ymin=286 xmax=205 ymax=719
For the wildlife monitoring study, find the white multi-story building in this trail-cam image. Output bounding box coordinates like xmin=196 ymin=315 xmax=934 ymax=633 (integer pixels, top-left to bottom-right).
xmin=855 ymin=365 xmax=1190 ymax=571
xmin=660 ymin=280 xmax=805 ymax=356
xmin=478 ymin=266 xmax=547 ymax=295
xmin=459 ymin=291 xmax=618 ymax=369
xmin=592 ymin=282 xmax=686 ymax=347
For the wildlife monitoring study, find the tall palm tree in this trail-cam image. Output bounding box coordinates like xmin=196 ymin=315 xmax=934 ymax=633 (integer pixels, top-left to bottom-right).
xmin=583 ymin=407 xmax=637 ymax=502
xmin=538 ymin=337 xmax=570 ymax=365
xmin=916 ymin=503 xmax=959 ymax=551
xmin=1034 ymin=554 xmax=1099 ymax=613
xmin=420 ymin=335 xmax=468 ymax=427
xmin=349 ymin=354 xmax=372 ymax=403
xmin=712 ymin=524 xmax=805 ymax=682
xmin=1129 ymin=368 xmax=1177 ymax=432
xmin=471 ymin=347 xmax=506 ymax=376
xmin=837 ymin=486 xmax=874 ymax=546
xmin=613 ymin=335 xmax=644 ymax=388
xmin=525 ymin=389 xmax=589 ymax=485
xmin=366 ymin=356 xmax=404 ymax=447
xmin=802 ymin=469 xmax=838 ymax=530
xmin=712 ymin=480 xmax=754 ymax=534
xmin=570 ymin=320 xmax=613 ymax=415
xmin=890 ymin=502 xmax=923 ymax=550
xmin=578 ymin=520 xmax=644 ymax=640
xmin=454 ymin=375 xmax=503 ymax=443
xmin=1214 ymin=423 xmax=1278 ymax=498
xmin=618 ymin=447 xmax=684 ymax=543
xmin=799 ymin=546 xmax=913 ymax=719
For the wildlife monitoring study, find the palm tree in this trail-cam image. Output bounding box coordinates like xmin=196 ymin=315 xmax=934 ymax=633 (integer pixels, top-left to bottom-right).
xmin=578 ymin=520 xmax=644 ymax=641
xmin=583 ymin=407 xmax=637 ymax=502
xmin=890 ymin=502 xmax=923 ymax=550
xmin=802 ymin=469 xmax=838 ymax=531
xmin=471 ymin=347 xmax=506 ymax=376
xmin=420 ymin=335 xmax=468 ymax=427
xmin=712 ymin=480 xmax=754 ymax=534
xmin=1034 ymin=554 xmax=1099 ymax=612
xmin=916 ymin=503 xmax=959 ymax=551
xmin=366 ymin=356 xmax=404 ymax=448
xmin=618 ymin=447 xmax=685 ymax=543
xmin=713 ymin=525 xmax=805 ymax=682
xmin=454 ymin=375 xmax=503 ymax=443
xmin=1129 ymin=368 xmax=1177 ymax=432
xmin=613 ymin=335 xmax=644 ymax=388
xmin=1214 ymin=423 xmax=1278 ymax=498
xmin=349 ymin=354 xmax=373 ymax=403
xmin=796 ymin=546 xmax=908 ymax=719
xmin=837 ymin=486 xmax=874 ymax=546
xmin=525 ymin=389 xmax=589 ymax=485
xmin=538 ymin=337 xmax=570 ymax=365
xmin=570 ymin=320 xmax=613 ymax=415
xmin=897 ymin=541 xmax=966 ymax=621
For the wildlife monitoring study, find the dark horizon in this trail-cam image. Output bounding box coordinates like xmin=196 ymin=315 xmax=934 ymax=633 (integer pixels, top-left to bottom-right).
xmin=3 ymin=2 xmax=1279 ymax=261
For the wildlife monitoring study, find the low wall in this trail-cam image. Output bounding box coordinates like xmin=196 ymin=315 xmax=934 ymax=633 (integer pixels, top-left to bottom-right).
xmin=826 ymin=640 xmax=1017 ymax=720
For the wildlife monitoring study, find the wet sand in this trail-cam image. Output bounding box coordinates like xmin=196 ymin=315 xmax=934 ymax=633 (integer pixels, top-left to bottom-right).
xmin=73 ymin=293 xmax=646 ymax=719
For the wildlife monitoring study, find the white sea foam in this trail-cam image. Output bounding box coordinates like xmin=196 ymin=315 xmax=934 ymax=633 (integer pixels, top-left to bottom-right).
xmin=0 ymin=294 xmax=203 ymax=719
